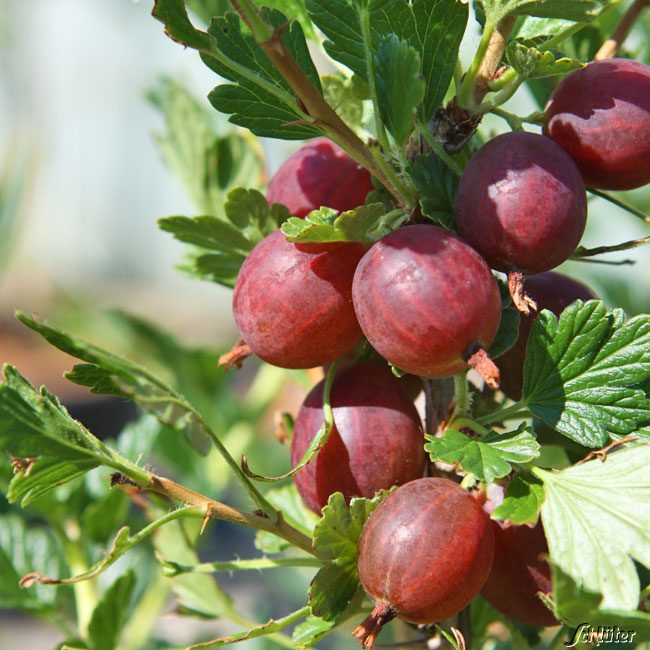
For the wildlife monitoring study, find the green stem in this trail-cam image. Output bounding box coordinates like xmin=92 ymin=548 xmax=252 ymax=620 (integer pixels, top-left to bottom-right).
xmin=449 ymin=417 xmax=491 ymax=437
xmin=358 ymin=5 xmax=391 ymax=153
xmin=416 ymin=120 xmax=463 ymax=176
xmin=61 ymin=521 xmax=99 ymax=638
xmin=230 ymin=0 xmax=274 ymax=41
xmin=454 ymin=373 xmax=470 ymax=417
xmin=453 ymin=57 xmax=464 ymax=92
xmin=572 ymin=236 xmax=650 ymax=259
xmin=457 ymin=22 xmax=496 ymax=109
xmin=477 ymin=400 xmax=529 ymax=425
xmin=486 ymin=67 xmax=517 ymax=92
xmin=492 ymin=107 xmax=524 ymax=131
xmin=476 ymin=76 xmax=524 ymax=112
xmin=547 ymin=624 xmax=570 ymax=650
xmin=164 ymin=556 xmax=323 ymax=576
xmin=368 ymin=146 xmax=417 ymax=208
xmin=588 ymin=187 xmax=650 ymax=224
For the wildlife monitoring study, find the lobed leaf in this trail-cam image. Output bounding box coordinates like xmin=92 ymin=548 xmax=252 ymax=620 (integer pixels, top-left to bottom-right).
xmin=88 ymin=571 xmax=136 ymax=650
xmin=551 ymin=564 xmax=650 ymax=639
xmin=537 ymin=444 xmax=650 ymax=611
xmin=153 ymin=0 xmax=321 ymax=139
xmin=523 ymin=301 xmax=650 ymax=447
xmin=148 ymin=78 xmax=264 ymax=217
xmin=407 ymin=153 xmax=457 ymax=229
xmin=425 ymin=425 xmax=540 ymax=483
xmin=282 ymin=204 xmax=403 ymax=244
xmin=506 ymin=41 xmax=585 ymax=79
xmin=306 ymin=0 xmax=467 ymax=122
xmin=309 ymin=492 xmax=384 ymax=620
xmin=374 ymin=35 xmax=425 ymax=149
xmin=160 ymin=188 xmax=288 ymax=288
xmin=491 ymin=473 xmax=545 ymax=524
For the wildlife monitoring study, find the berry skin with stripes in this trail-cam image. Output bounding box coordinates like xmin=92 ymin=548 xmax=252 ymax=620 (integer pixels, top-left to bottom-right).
xmin=545 ymin=58 xmax=650 ymax=191
xmin=291 ymin=363 xmax=425 ymax=513
xmin=233 ymin=230 xmax=365 ymax=369
xmin=267 ymin=138 xmax=374 ymax=217
xmin=352 ymin=224 xmax=501 ymax=380
xmin=353 ymin=478 xmax=495 ymax=648
xmin=456 ymin=131 xmax=587 ymax=275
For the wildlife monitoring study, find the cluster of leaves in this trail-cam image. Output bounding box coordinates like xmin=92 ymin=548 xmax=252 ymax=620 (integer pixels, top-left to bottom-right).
xmin=1 ymin=0 xmax=650 ymax=649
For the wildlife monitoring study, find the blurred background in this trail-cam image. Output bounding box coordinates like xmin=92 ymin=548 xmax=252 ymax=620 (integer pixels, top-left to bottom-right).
xmin=0 ymin=1 xmax=649 ymax=649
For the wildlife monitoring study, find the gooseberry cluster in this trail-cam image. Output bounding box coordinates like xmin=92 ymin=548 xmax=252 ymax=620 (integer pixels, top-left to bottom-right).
xmin=229 ymin=58 xmax=650 ymax=647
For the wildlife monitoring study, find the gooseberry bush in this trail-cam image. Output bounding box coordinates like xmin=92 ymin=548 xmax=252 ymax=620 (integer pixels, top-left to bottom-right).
xmin=2 ymin=0 xmax=650 ymax=649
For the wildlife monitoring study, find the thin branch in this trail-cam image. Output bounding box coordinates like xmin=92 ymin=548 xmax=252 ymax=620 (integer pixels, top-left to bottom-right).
xmin=588 ymin=187 xmax=650 ymax=224
xmin=473 ymin=16 xmax=517 ymax=106
xmin=595 ymin=0 xmax=650 ymax=60
xmin=146 ymin=475 xmax=316 ymax=556
xmin=229 ymin=0 xmax=413 ymax=208
xmin=572 ymin=236 xmax=650 ymax=260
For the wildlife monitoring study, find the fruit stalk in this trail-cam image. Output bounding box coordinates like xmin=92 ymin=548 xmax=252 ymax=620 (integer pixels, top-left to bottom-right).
xmin=138 ymin=474 xmax=317 ymax=556
xmin=595 ymin=0 xmax=650 ymax=60
xmin=229 ymin=0 xmax=413 ymax=208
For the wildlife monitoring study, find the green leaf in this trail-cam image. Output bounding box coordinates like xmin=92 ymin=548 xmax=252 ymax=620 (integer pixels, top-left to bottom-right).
xmin=490 ymin=279 xmax=520 ymax=360
xmin=408 ymin=154 xmax=457 ymax=229
xmin=425 ymin=425 xmax=540 ymax=483
xmin=306 ymin=0 xmax=467 ymax=121
xmin=482 ymin=0 xmax=619 ymax=25
xmin=0 ymin=514 xmax=67 ymax=612
xmin=551 ymin=564 xmax=650 ymax=639
xmin=506 ymin=41 xmax=585 ymax=79
xmin=88 ymin=571 xmax=136 ymax=650
xmin=153 ymin=0 xmax=321 ymax=139
xmin=321 ymin=75 xmax=364 ymax=130
xmin=254 ymin=0 xmax=317 ymax=40
xmin=292 ymin=614 xmax=339 ymax=648
xmin=16 ymin=311 xmax=214 ymax=455
xmin=0 ymin=365 xmax=140 ymax=504
xmin=160 ymin=188 xmax=288 ymax=287
xmin=204 ymin=10 xmax=322 ymax=139
xmin=148 ymin=78 xmax=264 ymax=216
xmin=282 ymin=204 xmax=402 ymax=244
xmin=309 ymin=492 xmax=384 ymax=620
xmin=491 ymin=473 xmax=545 ymax=524
xmin=523 ymin=301 xmax=650 ymax=448
xmin=374 ymin=35 xmax=425 ymax=148
xmin=536 ymin=444 xmax=650 ymax=610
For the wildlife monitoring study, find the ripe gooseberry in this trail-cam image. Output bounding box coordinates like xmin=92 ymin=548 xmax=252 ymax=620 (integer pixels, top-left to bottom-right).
xmin=480 ymin=485 xmax=557 ymax=627
xmin=233 ymin=230 xmax=365 ymax=368
xmin=266 ymin=138 xmax=374 ymax=217
xmin=545 ymin=59 xmax=650 ymax=190
xmin=497 ymin=272 xmax=596 ymax=400
xmin=455 ymin=132 xmax=587 ymax=313
xmin=352 ymin=224 xmax=502 ymax=387
xmin=354 ymin=478 xmax=495 ymax=648
xmin=291 ymin=363 xmax=425 ymax=513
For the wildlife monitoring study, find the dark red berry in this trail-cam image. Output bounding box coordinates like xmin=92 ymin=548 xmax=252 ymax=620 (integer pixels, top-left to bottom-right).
xmin=291 ymin=363 xmax=425 ymax=513
xmin=480 ymin=486 xmax=556 ymax=627
xmin=267 ymin=138 xmax=374 ymax=217
xmin=352 ymin=225 xmax=501 ymax=381
xmin=354 ymin=478 xmax=494 ymax=647
xmin=545 ymin=59 xmax=650 ymax=190
xmin=456 ymin=132 xmax=587 ymax=275
xmin=497 ymin=272 xmax=596 ymax=399
xmin=233 ymin=230 xmax=365 ymax=369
